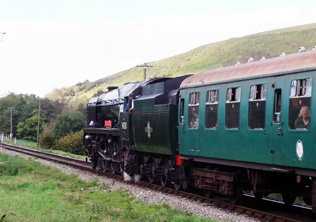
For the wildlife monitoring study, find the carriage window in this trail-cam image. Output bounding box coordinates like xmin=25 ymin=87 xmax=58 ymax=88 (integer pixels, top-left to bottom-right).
xmin=289 ymin=78 xmax=312 ymax=130
xmin=273 ymin=89 xmax=282 ymax=123
xmin=180 ymin=98 xmax=184 ymax=124
xmin=225 ymin=87 xmax=241 ymax=129
xmin=188 ymin=92 xmax=200 ymax=129
xmin=249 ymin=84 xmax=266 ymax=129
xmin=205 ymin=90 xmax=218 ymax=129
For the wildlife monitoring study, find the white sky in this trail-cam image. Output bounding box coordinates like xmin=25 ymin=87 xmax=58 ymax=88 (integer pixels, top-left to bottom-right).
xmin=0 ymin=0 xmax=315 ymax=97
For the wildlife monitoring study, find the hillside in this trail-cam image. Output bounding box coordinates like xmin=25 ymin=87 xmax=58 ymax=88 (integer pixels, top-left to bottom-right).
xmin=46 ymin=23 xmax=316 ymax=109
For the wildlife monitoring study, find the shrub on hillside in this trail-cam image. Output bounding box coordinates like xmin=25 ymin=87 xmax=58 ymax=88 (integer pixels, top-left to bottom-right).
xmin=56 ymin=130 xmax=84 ymax=155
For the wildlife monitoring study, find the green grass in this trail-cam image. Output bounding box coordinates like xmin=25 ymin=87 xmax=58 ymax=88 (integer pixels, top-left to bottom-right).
xmin=0 ymin=153 xmax=217 ymax=222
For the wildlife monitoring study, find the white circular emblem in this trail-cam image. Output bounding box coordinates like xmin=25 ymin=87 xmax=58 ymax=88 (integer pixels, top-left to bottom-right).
xmin=121 ymin=122 xmax=127 ymax=130
xmin=296 ymin=140 xmax=304 ymax=161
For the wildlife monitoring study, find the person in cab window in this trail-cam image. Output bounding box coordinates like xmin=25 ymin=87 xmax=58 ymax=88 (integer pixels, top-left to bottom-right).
xmin=128 ymin=93 xmax=135 ymax=113
xmin=294 ymin=106 xmax=310 ymax=129
xmin=124 ymin=100 xmax=130 ymax=112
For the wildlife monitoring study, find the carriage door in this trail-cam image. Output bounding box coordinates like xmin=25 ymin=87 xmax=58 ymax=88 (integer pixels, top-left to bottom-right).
xmin=270 ymin=77 xmax=285 ymax=165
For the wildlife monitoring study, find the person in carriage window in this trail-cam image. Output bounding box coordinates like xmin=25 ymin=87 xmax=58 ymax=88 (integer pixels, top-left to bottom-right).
xmin=294 ymin=106 xmax=310 ymax=129
xmin=190 ymin=110 xmax=199 ymax=128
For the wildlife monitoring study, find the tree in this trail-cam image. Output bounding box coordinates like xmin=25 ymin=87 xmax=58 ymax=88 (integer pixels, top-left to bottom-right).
xmin=0 ymin=93 xmax=28 ymax=136
xmin=52 ymin=110 xmax=86 ymax=140
xmin=0 ymin=93 xmax=57 ymax=140
xmin=39 ymin=98 xmax=56 ymax=120
xmin=77 ymin=103 xmax=86 ymax=115
xmin=40 ymin=124 xmax=55 ymax=149
xmin=16 ymin=109 xmax=46 ymax=141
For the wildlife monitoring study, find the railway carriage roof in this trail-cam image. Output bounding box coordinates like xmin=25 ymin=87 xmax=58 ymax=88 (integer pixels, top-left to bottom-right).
xmin=181 ymin=50 xmax=316 ymax=88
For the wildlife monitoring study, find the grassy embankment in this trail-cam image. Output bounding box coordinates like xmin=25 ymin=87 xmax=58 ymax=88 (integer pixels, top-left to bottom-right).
xmin=0 ymin=153 xmax=218 ymax=222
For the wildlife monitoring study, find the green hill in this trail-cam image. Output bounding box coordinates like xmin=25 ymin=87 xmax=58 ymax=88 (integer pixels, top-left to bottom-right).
xmin=46 ymin=23 xmax=316 ymax=109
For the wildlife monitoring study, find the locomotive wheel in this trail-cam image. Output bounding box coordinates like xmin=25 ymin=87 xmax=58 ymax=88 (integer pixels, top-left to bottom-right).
xmin=147 ymin=174 xmax=154 ymax=184
xmin=91 ymin=155 xmax=99 ymax=169
xmin=109 ymin=162 xmax=123 ymax=174
xmin=173 ymin=179 xmax=181 ymax=191
xmin=159 ymin=166 xmax=169 ymax=187
xmin=159 ymin=176 xmax=168 ymax=187
xmin=110 ymin=162 xmax=117 ymax=174
xmin=254 ymin=192 xmax=263 ymax=200
xmin=119 ymin=162 xmax=124 ymax=175
xmin=281 ymin=191 xmax=296 ymax=206
xmin=303 ymin=197 xmax=312 ymax=206
xmin=230 ymin=187 xmax=242 ymax=204
xmin=204 ymin=190 xmax=215 ymax=198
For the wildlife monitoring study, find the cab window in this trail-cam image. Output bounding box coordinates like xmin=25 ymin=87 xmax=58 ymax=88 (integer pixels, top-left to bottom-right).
xmin=249 ymin=84 xmax=266 ymax=129
xmin=225 ymin=87 xmax=241 ymax=129
xmin=188 ymin=92 xmax=200 ymax=129
xmin=289 ymin=78 xmax=312 ymax=130
xmin=205 ymin=89 xmax=218 ymax=129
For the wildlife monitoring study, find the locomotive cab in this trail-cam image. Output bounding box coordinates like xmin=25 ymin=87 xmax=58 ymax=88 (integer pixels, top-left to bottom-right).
xmin=86 ymin=97 xmax=98 ymax=127
xmin=132 ymin=76 xmax=188 ymax=155
xmin=131 ymin=75 xmax=190 ymax=187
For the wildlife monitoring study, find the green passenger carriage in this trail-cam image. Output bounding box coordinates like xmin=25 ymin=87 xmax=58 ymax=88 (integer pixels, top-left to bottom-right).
xmin=178 ymin=49 xmax=316 ymax=207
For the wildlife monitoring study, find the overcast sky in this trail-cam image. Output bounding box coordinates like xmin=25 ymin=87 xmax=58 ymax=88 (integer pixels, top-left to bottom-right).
xmin=0 ymin=0 xmax=315 ymax=97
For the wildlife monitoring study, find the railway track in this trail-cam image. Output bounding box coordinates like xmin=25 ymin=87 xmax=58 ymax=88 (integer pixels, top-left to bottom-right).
xmin=0 ymin=142 xmax=313 ymax=222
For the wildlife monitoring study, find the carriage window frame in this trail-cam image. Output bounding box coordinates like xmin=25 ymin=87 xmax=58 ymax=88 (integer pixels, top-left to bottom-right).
xmin=290 ymin=78 xmax=312 ymax=98
xmin=188 ymin=92 xmax=200 ymax=129
xmin=205 ymin=89 xmax=219 ymax=129
xmin=273 ymin=89 xmax=282 ymax=123
xmin=225 ymin=87 xmax=241 ymax=129
xmin=249 ymin=84 xmax=267 ymax=101
xmin=248 ymin=84 xmax=267 ymax=130
xmin=289 ymin=78 xmax=312 ymax=131
xmin=179 ymin=98 xmax=185 ymax=124
xmin=226 ymin=87 xmax=241 ymax=102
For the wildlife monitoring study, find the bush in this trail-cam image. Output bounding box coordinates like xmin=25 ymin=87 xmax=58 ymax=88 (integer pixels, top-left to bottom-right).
xmin=40 ymin=125 xmax=56 ymax=149
xmin=53 ymin=111 xmax=86 ymax=140
xmin=56 ymin=130 xmax=84 ymax=155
